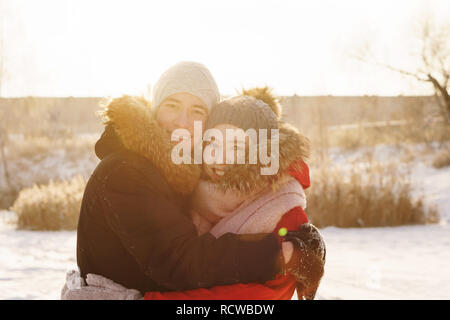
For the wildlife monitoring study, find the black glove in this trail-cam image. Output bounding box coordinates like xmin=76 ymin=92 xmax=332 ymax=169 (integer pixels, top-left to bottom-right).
xmin=285 ymin=223 xmax=326 ymax=262
xmin=281 ymin=223 xmax=326 ymax=300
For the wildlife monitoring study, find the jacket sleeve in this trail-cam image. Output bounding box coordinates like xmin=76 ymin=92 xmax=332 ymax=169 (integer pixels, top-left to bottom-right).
xmin=145 ymin=206 xmax=308 ymax=300
xmin=101 ymin=162 xmax=281 ymax=291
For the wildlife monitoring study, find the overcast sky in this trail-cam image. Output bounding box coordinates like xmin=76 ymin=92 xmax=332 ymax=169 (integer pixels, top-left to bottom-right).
xmin=0 ymin=0 xmax=449 ymax=97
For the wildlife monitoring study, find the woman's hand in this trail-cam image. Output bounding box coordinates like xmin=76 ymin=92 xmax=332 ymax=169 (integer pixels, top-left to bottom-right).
xmin=281 ymin=241 xmax=294 ymax=264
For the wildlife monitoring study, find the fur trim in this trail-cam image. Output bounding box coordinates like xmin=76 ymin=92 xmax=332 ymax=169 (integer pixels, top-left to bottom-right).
xmin=211 ymin=121 xmax=311 ymax=194
xmin=99 ymin=95 xmax=309 ymax=195
xmin=100 ymin=95 xmax=201 ymax=195
xmin=241 ymin=86 xmax=282 ymax=119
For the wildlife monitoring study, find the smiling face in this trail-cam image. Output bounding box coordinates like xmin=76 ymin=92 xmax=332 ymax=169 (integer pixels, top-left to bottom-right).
xmin=203 ymin=123 xmax=249 ymax=181
xmin=155 ymin=92 xmax=208 ymax=140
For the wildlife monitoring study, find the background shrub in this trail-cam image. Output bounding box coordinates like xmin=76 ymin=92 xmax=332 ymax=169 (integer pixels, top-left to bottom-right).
xmin=432 ymin=147 xmax=450 ymax=169
xmin=11 ymin=175 xmax=86 ymax=230
xmin=306 ymin=163 xmax=439 ymax=228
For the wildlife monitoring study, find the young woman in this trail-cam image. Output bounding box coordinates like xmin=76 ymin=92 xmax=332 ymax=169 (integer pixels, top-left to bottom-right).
xmin=144 ymin=89 xmax=324 ymax=300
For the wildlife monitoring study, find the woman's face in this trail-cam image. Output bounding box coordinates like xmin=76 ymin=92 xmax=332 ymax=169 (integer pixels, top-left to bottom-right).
xmin=156 ymin=92 xmax=208 ymax=139
xmin=203 ymin=123 xmax=249 ymax=181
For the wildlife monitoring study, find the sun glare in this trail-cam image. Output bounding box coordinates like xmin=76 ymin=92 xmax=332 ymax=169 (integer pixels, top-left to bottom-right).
xmin=0 ymin=0 xmax=448 ymax=97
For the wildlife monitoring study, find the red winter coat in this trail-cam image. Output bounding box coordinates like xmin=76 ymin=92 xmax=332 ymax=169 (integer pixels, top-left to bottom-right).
xmin=144 ymin=160 xmax=310 ymax=300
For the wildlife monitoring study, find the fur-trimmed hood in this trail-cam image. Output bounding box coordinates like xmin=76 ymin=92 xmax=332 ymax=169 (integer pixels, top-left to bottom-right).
xmin=98 ymin=93 xmax=310 ymax=196
xmin=99 ymin=95 xmax=201 ymax=195
xmin=210 ymin=121 xmax=310 ymax=194
xmin=208 ymin=86 xmax=310 ymax=193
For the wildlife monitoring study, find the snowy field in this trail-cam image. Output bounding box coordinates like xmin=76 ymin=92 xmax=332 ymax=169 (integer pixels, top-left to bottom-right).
xmin=1 ymin=144 xmax=449 ymax=300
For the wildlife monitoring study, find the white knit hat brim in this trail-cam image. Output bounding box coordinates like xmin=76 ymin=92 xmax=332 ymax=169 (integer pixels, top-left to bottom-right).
xmin=152 ymin=61 xmax=220 ymax=111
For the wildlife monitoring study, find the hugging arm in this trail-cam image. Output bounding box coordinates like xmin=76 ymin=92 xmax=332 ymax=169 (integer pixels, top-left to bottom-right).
xmin=102 ymin=163 xmax=282 ymax=291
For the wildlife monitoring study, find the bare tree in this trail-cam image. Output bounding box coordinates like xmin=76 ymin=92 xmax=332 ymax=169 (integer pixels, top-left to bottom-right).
xmin=352 ymin=17 xmax=450 ymax=123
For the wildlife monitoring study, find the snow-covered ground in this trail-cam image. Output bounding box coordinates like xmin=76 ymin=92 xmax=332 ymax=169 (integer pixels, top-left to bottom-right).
xmin=0 ymin=212 xmax=77 ymax=300
xmin=314 ymin=223 xmax=450 ymax=299
xmin=1 ymin=143 xmax=449 ymax=300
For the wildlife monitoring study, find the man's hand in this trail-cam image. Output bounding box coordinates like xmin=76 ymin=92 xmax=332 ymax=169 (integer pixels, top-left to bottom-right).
xmin=280 ymin=223 xmax=326 ymax=299
xmin=296 ymin=281 xmax=319 ymax=300
xmin=285 ymin=223 xmax=326 ymax=262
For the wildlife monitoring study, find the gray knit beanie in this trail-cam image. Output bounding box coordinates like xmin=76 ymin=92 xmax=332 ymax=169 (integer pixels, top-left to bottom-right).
xmin=152 ymin=61 xmax=220 ymax=111
xmin=205 ymin=95 xmax=278 ymax=134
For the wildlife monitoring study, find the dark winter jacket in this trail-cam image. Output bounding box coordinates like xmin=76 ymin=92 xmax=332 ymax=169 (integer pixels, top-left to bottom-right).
xmin=76 ymin=96 xmax=281 ymax=293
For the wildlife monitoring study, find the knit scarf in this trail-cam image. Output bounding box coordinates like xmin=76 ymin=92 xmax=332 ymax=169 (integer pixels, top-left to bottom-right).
xmin=190 ymin=175 xmax=307 ymax=237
